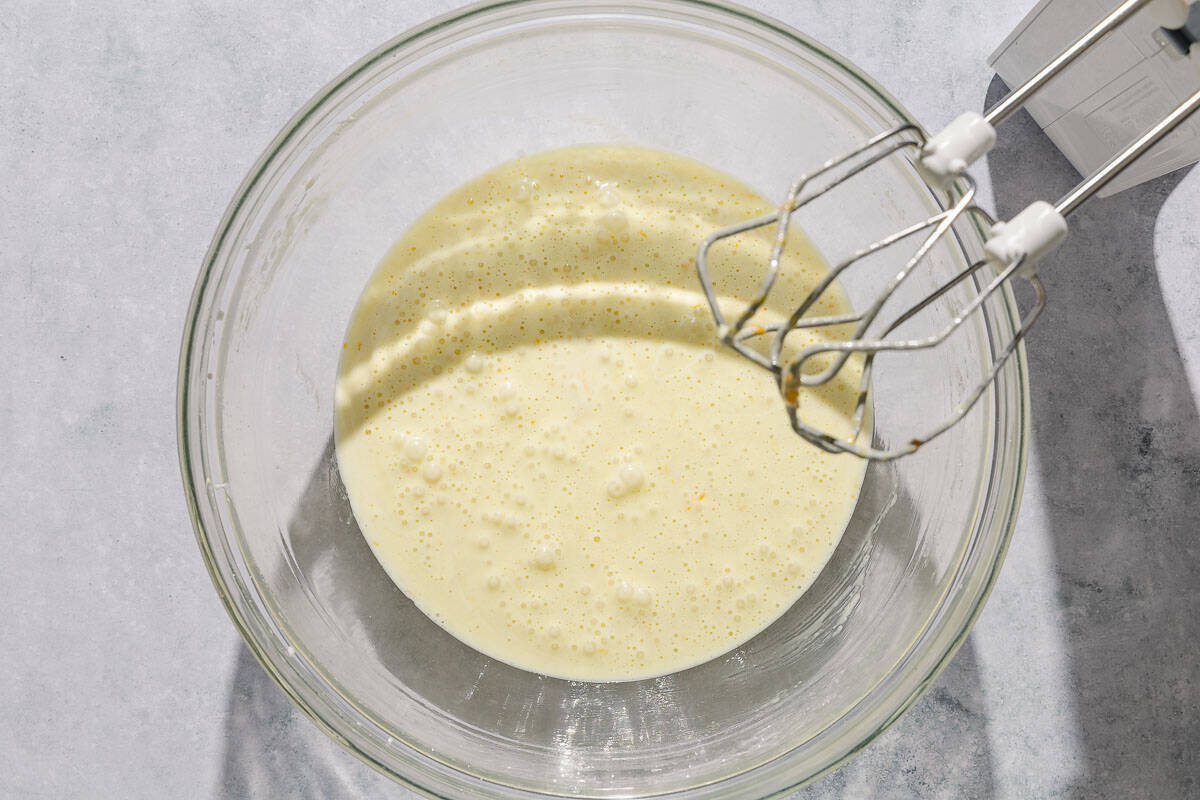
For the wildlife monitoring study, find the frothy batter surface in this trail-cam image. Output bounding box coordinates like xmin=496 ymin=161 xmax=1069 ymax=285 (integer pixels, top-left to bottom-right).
xmin=334 ymin=145 xmax=866 ymax=681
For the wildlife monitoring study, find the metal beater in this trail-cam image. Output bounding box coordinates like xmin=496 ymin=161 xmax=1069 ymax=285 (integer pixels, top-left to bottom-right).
xmin=696 ymin=0 xmax=1200 ymax=460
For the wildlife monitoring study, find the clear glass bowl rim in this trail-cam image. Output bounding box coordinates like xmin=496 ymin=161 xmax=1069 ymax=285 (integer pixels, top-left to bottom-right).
xmin=177 ymin=0 xmax=1030 ymax=796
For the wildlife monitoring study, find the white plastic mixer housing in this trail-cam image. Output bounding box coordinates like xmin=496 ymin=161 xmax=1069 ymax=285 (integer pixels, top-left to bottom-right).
xmin=921 ymin=0 xmax=1199 ymax=276
xmin=991 ymin=0 xmax=1200 ymax=197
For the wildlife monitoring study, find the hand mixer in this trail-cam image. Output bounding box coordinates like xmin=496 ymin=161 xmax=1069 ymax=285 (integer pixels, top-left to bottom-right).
xmin=696 ymin=0 xmax=1200 ymax=461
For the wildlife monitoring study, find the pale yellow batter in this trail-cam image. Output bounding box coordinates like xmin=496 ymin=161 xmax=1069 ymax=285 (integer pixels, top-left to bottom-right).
xmin=334 ymin=145 xmax=866 ymax=681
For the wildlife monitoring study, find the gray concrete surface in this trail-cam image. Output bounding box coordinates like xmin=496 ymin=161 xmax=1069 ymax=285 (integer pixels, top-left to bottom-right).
xmin=2 ymin=1 xmax=1198 ymax=798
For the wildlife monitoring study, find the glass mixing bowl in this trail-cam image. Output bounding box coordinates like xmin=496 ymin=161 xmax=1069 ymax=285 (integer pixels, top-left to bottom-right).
xmin=178 ymin=1 xmax=1029 ymax=796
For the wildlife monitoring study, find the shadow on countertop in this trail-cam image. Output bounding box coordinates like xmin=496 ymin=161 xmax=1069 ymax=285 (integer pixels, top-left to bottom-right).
xmin=219 ymin=643 xmax=407 ymax=799
xmin=204 ymin=72 xmax=1200 ymax=797
xmin=984 ymin=75 xmax=1200 ymax=798
xmin=792 ymin=639 xmax=995 ymax=799
xmin=212 ymin=90 xmax=1200 ymax=788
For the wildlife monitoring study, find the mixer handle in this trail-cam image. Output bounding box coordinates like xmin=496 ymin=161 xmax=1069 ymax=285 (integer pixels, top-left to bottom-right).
xmin=921 ymin=0 xmax=1200 ymax=276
